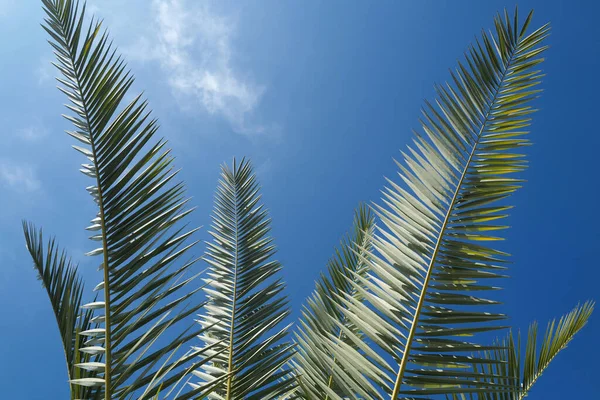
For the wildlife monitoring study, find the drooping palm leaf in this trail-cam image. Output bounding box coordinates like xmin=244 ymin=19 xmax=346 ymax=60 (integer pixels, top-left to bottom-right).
xmin=306 ymin=9 xmax=551 ymax=399
xmin=193 ymin=158 xmax=296 ymax=399
xmin=292 ymin=204 xmax=379 ymax=399
xmin=40 ymin=1 xmax=209 ymax=398
xmin=23 ymin=222 xmax=100 ymax=400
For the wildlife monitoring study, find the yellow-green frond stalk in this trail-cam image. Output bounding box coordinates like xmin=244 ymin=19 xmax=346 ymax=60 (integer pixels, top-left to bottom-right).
xmin=192 ymin=159 xmax=296 ymax=399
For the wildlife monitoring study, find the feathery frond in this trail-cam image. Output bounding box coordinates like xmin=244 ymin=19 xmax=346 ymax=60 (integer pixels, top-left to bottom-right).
xmin=292 ymin=205 xmax=378 ymax=399
xmin=475 ymin=301 xmax=594 ymax=400
xmin=40 ymin=1 xmax=207 ymax=398
xmin=23 ymin=222 xmax=100 ymax=400
xmin=307 ymin=8 xmax=551 ymax=399
xmin=33 ymin=2 xmax=594 ymax=399
xmin=193 ymin=158 xmax=296 ymax=399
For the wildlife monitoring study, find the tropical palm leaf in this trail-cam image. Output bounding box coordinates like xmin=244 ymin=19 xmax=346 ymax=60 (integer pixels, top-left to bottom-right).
xmin=40 ymin=1 xmax=210 ymax=398
xmin=292 ymin=204 xmax=378 ymax=399
xmin=23 ymin=222 xmax=100 ymax=400
xmin=475 ymin=301 xmax=594 ymax=400
xmin=444 ymin=301 xmax=594 ymax=400
xmin=302 ymin=8 xmax=551 ymax=399
xmin=192 ymin=158 xmax=296 ymax=399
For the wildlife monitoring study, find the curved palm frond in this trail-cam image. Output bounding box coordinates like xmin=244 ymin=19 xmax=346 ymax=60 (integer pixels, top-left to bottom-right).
xmin=308 ymin=8 xmax=552 ymax=399
xmin=40 ymin=1 xmax=208 ymax=398
xmin=445 ymin=301 xmax=594 ymax=400
xmin=474 ymin=301 xmax=594 ymax=400
xmin=23 ymin=222 xmax=100 ymax=400
xmin=292 ymin=204 xmax=379 ymax=399
xmin=193 ymin=158 xmax=296 ymax=399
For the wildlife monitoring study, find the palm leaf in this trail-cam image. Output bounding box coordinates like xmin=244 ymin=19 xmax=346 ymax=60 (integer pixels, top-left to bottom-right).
xmin=40 ymin=1 xmax=209 ymax=398
xmin=193 ymin=158 xmax=296 ymax=399
xmin=23 ymin=222 xmax=100 ymax=400
xmin=474 ymin=301 xmax=594 ymax=400
xmin=445 ymin=301 xmax=594 ymax=400
xmin=292 ymin=204 xmax=379 ymax=399
xmin=309 ymin=8 xmax=551 ymax=399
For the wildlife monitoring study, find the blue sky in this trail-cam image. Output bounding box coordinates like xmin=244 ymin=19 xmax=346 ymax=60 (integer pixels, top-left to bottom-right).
xmin=0 ymin=0 xmax=598 ymax=398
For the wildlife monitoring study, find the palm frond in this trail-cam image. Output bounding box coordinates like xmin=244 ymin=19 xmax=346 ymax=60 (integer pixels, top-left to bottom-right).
xmin=40 ymin=1 xmax=207 ymax=398
xmin=292 ymin=204 xmax=379 ymax=399
xmin=23 ymin=222 xmax=100 ymax=400
xmin=474 ymin=301 xmax=594 ymax=400
xmin=193 ymin=158 xmax=296 ymax=399
xmin=308 ymin=8 xmax=551 ymax=399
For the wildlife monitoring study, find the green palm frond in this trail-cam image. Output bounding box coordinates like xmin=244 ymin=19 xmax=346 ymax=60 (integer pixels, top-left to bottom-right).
xmin=23 ymin=222 xmax=100 ymax=400
xmin=445 ymin=302 xmax=594 ymax=400
xmin=193 ymin=158 xmax=296 ymax=399
xmin=474 ymin=301 xmax=595 ymax=400
xmin=292 ymin=204 xmax=378 ymax=399
xmin=307 ymin=8 xmax=551 ymax=399
xmin=40 ymin=1 xmax=209 ymax=398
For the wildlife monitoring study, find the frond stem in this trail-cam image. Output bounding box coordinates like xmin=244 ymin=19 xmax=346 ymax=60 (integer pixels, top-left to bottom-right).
xmin=93 ymin=119 xmax=113 ymax=400
xmin=48 ymin=3 xmax=113 ymax=396
xmin=517 ymin=338 xmax=573 ymax=400
xmin=225 ymin=168 xmax=240 ymax=399
xmin=390 ymin=34 xmax=520 ymax=400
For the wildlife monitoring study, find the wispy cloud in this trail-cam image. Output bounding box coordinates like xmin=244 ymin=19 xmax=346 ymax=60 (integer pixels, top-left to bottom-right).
xmin=17 ymin=125 xmax=47 ymax=142
xmin=35 ymin=57 xmax=54 ymax=85
xmin=124 ymin=0 xmax=268 ymax=135
xmin=255 ymin=158 xmax=273 ymax=182
xmin=0 ymin=162 xmax=41 ymax=192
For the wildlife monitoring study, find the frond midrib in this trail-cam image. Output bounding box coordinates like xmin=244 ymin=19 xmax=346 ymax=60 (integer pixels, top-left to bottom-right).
xmin=391 ymin=32 xmax=523 ymax=399
xmin=225 ymin=168 xmax=241 ymax=399
xmin=49 ymin=6 xmax=113 ymax=397
xmin=517 ymin=333 xmax=580 ymax=400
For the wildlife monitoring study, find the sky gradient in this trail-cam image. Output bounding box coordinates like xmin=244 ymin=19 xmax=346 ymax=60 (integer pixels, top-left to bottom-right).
xmin=0 ymin=0 xmax=598 ymax=398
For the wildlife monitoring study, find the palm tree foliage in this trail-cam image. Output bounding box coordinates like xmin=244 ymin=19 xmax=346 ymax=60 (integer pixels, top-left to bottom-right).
xmin=446 ymin=301 xmax=595 ymax=400
xmin=292 ymin=205 xmax=376 ymax=399
xmin=192 ymin=159 xmax=296 ymax=399
xmin=37 ymin=0 xmax=214 ymax=398
xmin=23 ymin=1 xmax=594 ymax=399
xmin=479 ymin=301 xmax=595 ymax=400
xmin=288 ymin=8 xmax=592 ymax=400
xmin=23 ymin=222 xmax=99 ymax=400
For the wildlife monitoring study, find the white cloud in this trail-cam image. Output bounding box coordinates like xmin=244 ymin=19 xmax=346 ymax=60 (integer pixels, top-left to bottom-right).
xmin=35 ymin=57 xmax=54 ymax=85
xmin=255 ymin=158 xmax=273 ymax=181
xmin=0 ymin=162 xmax=41 ymax=192
xmin=125 ymin=0 xmax=267 ymax=135
xmin=18 ymin=125 xmax=47 ymax=142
